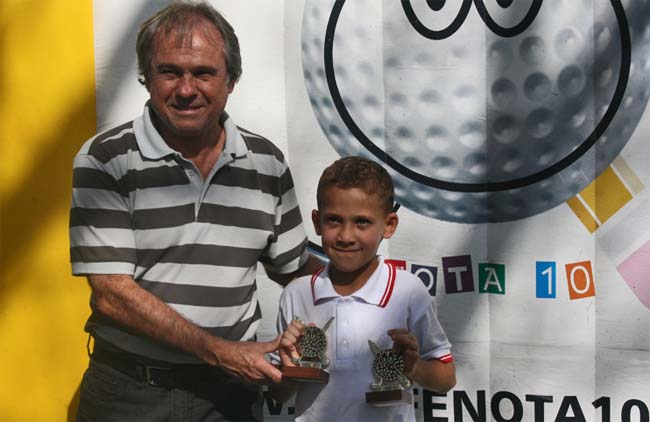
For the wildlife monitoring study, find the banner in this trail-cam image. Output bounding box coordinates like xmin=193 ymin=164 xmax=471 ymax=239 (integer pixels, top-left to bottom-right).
xmin=90 ymin=1 xmax=649 ymax=421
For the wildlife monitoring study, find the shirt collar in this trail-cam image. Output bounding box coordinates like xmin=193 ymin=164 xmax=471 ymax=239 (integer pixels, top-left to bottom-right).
xmin=311 ymin=256 xmax=397 ymax=307
xmin=133 ymin=102 xmax=248 ymax=160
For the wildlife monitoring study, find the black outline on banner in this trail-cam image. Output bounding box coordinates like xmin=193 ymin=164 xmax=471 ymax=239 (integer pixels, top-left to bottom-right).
xmin=324 ymin=0 xmax=631 ymax=193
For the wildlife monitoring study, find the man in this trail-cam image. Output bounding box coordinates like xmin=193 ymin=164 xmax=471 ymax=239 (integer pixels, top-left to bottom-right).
xmin=70 ymin=2 xmax=320 ymax=420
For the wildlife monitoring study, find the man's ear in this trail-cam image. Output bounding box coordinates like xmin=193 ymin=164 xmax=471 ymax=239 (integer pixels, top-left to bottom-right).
xmin=311 ymin=209 xmax=322 ymax=236
xmin=383 ymin=212 xmax=399 ymax=239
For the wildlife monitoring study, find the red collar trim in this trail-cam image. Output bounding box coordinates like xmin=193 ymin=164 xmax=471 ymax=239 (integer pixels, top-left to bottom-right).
xmin=311 ymin=267 xmax=325 ymax=305
xmin=311 ymin=262 xmax=396 ymax=307
xmin=378 ymin=263 xmax=396 ymax=308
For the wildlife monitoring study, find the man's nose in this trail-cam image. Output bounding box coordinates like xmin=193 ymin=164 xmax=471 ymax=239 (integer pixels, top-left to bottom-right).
xmin=176 ymin=74 xmax=198 ymax=97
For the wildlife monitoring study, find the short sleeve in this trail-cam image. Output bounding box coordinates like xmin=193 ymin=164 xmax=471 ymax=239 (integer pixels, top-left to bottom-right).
xmin=408 ymin=282 xmax=453 ymax=362
xmin=259 ymin=165 xmax=309 ymax=275
xmin=69 ymin=150 xmax=136 ymax=276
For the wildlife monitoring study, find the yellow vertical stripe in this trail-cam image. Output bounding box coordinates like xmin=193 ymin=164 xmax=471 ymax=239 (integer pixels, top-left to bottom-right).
xmin=580 ymin=167 xmax=633 ymax=224
xmin=0 ymin=1 xmax=95 ymax=420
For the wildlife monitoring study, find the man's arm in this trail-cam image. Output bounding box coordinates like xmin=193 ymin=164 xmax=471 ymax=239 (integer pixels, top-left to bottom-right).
xmin=266 ymin=253 xmax=324 ymax=287
xmin=88 ymin=274 xmax=283 ymax=383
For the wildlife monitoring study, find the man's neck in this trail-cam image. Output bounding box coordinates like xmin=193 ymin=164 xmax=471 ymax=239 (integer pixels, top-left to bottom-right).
xmin=151 ymin=111 xmax=226 ymax=179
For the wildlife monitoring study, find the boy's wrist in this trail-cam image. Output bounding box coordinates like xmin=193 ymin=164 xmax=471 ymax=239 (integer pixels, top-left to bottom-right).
xmin=405 ymin=358 xmax=420 ymax=381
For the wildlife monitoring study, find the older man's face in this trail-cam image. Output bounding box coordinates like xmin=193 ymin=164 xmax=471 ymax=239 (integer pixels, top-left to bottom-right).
xmin=148 ymin=20 xmax=234 ymax=143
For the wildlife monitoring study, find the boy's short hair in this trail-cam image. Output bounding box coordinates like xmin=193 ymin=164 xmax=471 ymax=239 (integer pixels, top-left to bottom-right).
xmin=317 ymin=156 xmax=394 ymax=213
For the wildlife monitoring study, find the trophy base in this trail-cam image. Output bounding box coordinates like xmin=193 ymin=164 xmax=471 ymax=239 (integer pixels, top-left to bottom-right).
xmin=365 ymin=389 xmax=412 ymax=406
xmin=282 ymin=366 xmax=329 ymax=384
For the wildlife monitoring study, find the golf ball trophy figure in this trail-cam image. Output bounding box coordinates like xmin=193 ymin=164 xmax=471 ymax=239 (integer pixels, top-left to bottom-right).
xmin=282 ymin=316 xmax=334 ymax=383
xmin=365 ymin=340 xmax=413 ymax=406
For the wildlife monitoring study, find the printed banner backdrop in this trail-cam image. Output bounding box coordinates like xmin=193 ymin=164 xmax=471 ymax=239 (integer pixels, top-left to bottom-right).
xmin=3 ymin=0 xmax=646 ymax=420
xmin=92 ymin=2 xmax=650 ymax=421
xmin=287 ymin=3 xmax=650 ymax=422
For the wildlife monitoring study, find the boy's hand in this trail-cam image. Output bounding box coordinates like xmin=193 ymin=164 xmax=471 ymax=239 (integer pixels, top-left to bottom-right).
xmin=279 ymin=319 xmax=305 ymax=367
xmin=388 ymin=328 xmax=420 ymax=379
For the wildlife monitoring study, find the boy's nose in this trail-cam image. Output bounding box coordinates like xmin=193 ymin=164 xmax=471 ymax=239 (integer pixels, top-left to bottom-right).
xmin=337 ymin=224 xmax=355 ymax=243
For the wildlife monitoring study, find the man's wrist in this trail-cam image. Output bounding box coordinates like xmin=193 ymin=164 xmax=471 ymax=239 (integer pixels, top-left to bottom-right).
xmin=202 ymin=335 xmax=228 ymax=367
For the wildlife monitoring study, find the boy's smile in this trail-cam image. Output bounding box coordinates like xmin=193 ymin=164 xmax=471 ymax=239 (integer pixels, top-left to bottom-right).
xmin=312 ymin=186 xmax=398 ymax=294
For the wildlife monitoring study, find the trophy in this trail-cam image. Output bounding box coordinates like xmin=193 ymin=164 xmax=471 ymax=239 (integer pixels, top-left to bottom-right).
xmin=365 ymin=340 xmax=412 ymax=406
xmin=282 ymin=316 xmax=334 ymax=383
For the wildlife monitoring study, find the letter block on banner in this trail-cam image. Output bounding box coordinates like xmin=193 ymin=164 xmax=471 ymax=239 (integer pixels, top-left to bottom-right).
xmin=442 ymin=255 xmax=474 ymax=294
xmin=536 ymin=261 xmax=557 ymax=299
xmin=478 ymin=263 xmax=505 ymax=294
xmin=565 ymin=261 xmax=596 ymax=300
xmin=411 ymin=264 xmax=438 ymax=296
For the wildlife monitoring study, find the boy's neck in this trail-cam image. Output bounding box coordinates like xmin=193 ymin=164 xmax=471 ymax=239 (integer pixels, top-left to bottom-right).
xmin=329 ymin=256 xmax=380 ymax=296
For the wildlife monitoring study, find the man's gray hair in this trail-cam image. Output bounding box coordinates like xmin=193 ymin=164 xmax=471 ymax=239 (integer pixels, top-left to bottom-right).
xmin=136 ymin=1 xmax=242 ymax=87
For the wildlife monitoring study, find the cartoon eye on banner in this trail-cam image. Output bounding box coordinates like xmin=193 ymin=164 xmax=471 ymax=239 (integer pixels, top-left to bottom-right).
xmin=302 ymin=0 xmax=649 ymax=223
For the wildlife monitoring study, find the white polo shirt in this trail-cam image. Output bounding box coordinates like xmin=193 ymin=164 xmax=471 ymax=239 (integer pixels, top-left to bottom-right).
xmin=276 ymin=256 xmax=453 ymax=422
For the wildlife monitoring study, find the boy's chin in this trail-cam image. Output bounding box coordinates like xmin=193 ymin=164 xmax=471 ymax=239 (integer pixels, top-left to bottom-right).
xmin=329 ymin=258 xmax=378 ymax=281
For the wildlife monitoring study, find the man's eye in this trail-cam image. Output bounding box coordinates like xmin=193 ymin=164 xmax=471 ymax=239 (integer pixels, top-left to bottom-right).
xmin=160 ymin=70 xmax=180 ymax=79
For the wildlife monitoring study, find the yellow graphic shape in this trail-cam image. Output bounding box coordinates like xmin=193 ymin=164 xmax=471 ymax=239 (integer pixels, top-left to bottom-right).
xmin=568 ymin=161 xmax=641 ymax=233
xmin=582 ymin=167 xmax=633 ymax=223
xmin=567 ymin=196 xmax=599 ymax=233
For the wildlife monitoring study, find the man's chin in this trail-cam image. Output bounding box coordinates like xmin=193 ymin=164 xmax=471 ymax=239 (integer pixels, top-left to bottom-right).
xmin=168 ymin=123 xmax=211 ymax=139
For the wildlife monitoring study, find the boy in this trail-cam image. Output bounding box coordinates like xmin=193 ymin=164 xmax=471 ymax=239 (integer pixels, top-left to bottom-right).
xmin=272 ymin=156 xmax=456 ymax=421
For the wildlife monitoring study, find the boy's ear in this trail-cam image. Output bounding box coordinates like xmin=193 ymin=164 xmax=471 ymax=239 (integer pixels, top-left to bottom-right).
xmin=383 ymin=212 xmax=399 ymax=239
xmin=311 ymin=209 xmax=322 ymax=235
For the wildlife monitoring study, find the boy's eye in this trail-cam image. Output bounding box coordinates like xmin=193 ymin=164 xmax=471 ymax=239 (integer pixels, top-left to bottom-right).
xmin=324 ymin=216 xmax=341 ymax=225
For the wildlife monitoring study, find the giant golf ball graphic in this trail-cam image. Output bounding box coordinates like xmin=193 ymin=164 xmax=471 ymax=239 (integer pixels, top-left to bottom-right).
xmin=302 ymin=0 xmax=650 ymax=223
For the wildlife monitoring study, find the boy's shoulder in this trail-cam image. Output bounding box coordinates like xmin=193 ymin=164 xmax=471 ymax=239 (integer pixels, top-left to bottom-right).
xmin=390 ymin=267 xmax=433 ymax=301
xmin=393 ymin=266 xmax=427 ymax=288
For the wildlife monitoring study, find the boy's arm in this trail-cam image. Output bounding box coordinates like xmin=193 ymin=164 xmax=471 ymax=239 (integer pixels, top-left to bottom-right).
xmin=409 ymin=358 xmax=456 ymax=394
xmin=389 ymin=329 xmax=457 ymax=393
xmin=268 ymin=315 xmax=305 ymax=402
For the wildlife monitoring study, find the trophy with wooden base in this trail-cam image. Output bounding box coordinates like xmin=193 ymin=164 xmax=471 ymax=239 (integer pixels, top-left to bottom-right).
xmin=282 ymin=316 xmax=334 ymax=384
xmin=365 ymin=340 xmax=412 ymax=406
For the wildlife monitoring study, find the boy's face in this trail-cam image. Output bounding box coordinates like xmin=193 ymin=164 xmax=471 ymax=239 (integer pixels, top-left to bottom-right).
xmin=312 ymin=186 xmax=398 ymax=278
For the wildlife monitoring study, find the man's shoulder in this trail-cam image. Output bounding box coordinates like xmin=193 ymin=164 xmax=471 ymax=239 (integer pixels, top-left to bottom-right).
xmin=237 ymin=126 xmax=286 ymax=163
xmin=76 ymin=120 xmax=138 ymax=163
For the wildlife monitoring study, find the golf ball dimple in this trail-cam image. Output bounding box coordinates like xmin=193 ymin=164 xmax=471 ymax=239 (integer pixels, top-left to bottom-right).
xmin=302 ymin=0 xmax=650 ymax=222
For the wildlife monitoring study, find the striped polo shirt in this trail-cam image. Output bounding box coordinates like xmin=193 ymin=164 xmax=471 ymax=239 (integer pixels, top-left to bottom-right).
xmin=70 ymin=104 xmax=309 ymax=362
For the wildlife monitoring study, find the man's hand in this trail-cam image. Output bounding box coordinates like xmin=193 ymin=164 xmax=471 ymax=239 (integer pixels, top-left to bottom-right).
xmin=388 ymin=328 xmax=420 ymax=379
xmin=213 ymin=337 xmax=284 ymax=383
xmin=278 ymin=319 xmax=305 ymax=368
